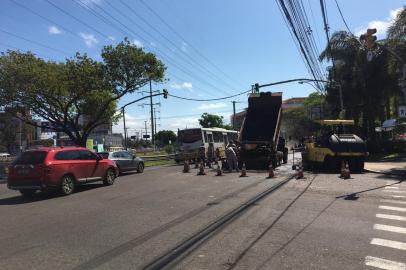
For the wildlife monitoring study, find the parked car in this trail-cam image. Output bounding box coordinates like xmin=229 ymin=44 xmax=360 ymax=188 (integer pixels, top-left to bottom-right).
xmin=7 ymin=147 xmax=119 ymax=196
xmin=99 ymin=150 xmax=144 ymax=175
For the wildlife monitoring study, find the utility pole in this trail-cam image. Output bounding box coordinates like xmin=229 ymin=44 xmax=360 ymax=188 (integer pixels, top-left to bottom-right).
xmin=144 ymin=121 xmax=148 ymax=141
xmin=149 ymin=80 xmax=155 ymax=150
xmin=122 ymin=108 xmax=127 ymax=150
xmin=232 ymin=101 xmax=236 ymax=130
xmin=153 ymin=107 xmax=160 ymax=136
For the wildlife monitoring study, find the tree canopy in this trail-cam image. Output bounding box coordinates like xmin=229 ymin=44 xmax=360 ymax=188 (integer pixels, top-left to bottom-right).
xmin=0 ymin=38 xmax=166 ymax=146
xmin=154 ymin=130 xmax=177 ymax=146
xmin=318 ymin=7 xmax=405 ymax=141
xmin=198 ymin=113 xmax=225 ymax=128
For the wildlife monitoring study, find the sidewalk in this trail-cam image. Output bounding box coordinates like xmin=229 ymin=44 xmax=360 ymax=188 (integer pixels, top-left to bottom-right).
xmin=364 ymin=161 xmax=406 ymax=175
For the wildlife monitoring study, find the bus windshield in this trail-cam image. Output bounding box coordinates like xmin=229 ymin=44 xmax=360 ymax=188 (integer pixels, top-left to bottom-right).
xmin=178 ymin=129 xmax=202 ymax=144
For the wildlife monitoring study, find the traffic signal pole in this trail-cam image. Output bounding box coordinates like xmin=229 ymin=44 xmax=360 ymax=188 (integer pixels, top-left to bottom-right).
xmin=119 ymin=90 xmax=168 ymax=150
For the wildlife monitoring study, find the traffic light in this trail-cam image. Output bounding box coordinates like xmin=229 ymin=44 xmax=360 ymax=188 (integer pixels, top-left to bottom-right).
xmin=254 ymin=83 xmax=260 ymax=93
xmin=360 ymin=28 xmax=377 ymax=50
xmin=366 ymin=28 xmax=377 ymax=50
xmin=163 ymin=89 xmax=168 ymax=99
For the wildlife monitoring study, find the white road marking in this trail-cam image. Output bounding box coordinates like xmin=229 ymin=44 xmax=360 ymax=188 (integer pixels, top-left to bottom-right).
xmin=365 ymin=256 xmax=406 ymax=270
xmin=376 ymin=213 xmax=406 ymax=222
xmin=381 ymin=199 xmax=406 ymax=205
xmin=379 ymin=205 xmax=406 ymax=212
xmin=374 ymin=224 xmax=406 ymax=234
xmin=385 ymin=186 xmax=400 ymax=189
xmin=384 ymin=190 xmax=406 ymax=193
xmin=370 ymin=238 xmax=406 ymax=251
xmin=392 ymin=196 xmax=406 ymax=198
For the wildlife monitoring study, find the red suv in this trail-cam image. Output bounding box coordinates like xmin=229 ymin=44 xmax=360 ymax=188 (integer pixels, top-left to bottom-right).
xmin=7 ymin=147 xmax=119 ymax=196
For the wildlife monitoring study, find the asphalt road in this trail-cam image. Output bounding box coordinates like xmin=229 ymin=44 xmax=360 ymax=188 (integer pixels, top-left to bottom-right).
xmin=0 ymin=161 xmax=405 ymax=270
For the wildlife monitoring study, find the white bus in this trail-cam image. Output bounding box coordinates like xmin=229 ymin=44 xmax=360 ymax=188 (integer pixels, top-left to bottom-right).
xmin=176 ymin=127 xmax=239 ymax=162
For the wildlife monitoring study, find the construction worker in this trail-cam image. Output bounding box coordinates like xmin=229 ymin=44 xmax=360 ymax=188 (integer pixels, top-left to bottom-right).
xmin=225 ymin=142 xmax=239 ymax=173
xmin=198 ymin=143 xmax=206 ymax=166
xmin=207 ymin=142 xmax=215 ymax=168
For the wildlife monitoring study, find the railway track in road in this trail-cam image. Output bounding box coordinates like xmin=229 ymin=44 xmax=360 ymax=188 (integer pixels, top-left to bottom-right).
xmin=141 ymin=174 xmax=298 ymax=270
xmin=72 ymin=176 xmax=286 ymax=270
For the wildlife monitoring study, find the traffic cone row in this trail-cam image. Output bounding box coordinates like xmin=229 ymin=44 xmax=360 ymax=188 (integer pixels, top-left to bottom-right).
xmin=183 ymin=160 xmax=190 ymax=173
xmin=341 ymin=161 xmax=351 ymax=179
xmin=239 ymin=162 xmax=248 ymax=177
xmin=340 ymin=161 xmax=345 ymax=178
xmin=197 ymin=162 xmax=206 ymax=175
xmin=296 ymin=165 xmax=304 ymax=179
xmin=267 ymin=163 xmax=274 ymax=179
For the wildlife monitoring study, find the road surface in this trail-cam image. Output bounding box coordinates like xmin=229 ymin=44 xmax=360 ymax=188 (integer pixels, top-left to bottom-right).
xmin=0 ymin=162 xmax=405 ymax=270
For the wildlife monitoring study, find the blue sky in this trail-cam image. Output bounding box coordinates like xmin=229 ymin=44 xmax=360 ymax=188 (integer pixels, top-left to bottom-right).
xmin=0 ymin=0 xmax=404 ymax=136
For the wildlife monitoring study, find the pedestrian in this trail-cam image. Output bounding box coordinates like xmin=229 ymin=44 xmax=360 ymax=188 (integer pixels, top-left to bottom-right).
xmin=198 ymin=143 xmax=206 ymax=166
xmin=225 ymin=142 xmax=239 ymax=173
xmin=207 ymin=142 xmax=215 ymax=168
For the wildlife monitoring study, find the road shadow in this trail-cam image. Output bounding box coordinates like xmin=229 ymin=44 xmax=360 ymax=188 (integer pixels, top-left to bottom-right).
xmin=0 ymin=183 xmax=105 ymax=205
xmin=118 ymin=171 xmax=141 ymax=176
xmin=336 ymin=180 xmax=403 ymax=200
xmin=372 ymin=169 xmax=406 ymax=179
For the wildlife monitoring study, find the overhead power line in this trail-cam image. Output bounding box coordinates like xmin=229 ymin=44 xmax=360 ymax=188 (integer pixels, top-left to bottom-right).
xmin=0 ymin=28 xmax=70 ymax=55
xmin=44 ymin=0 xmax=109 ymax=39
xmin=116 ymin=0 xmax=241 ymax=92
xmin=8 ymin=0 xmax=78 ymax=37
xmin=73 ymin=0 xmax=234 ymax=97
xmin=276 ymin=0 xmax=326 ymax=90
xmin=139 ymin=0 xmax=244 ymax=87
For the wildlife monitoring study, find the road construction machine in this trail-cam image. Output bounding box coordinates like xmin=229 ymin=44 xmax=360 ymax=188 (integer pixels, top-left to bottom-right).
xmin=301 ymin=120 xmax=368 ymax=173
xmin=238 ymin=92 xmax=287 ymax=170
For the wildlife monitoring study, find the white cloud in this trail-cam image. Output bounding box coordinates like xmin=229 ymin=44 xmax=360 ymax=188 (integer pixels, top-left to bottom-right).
xmin=170 ymin=82 xmax=193 ymax=91
xmin=133 ymin=39 xmax=143 ymax=48
xmin=355 ymin=8 xmax=403 ymax=38
xmin=108 ymin=36 xmax=115 ymax=41
xmin=181 ymin=41 xmax=188 ymax=52
xmin=79 ymin=32 xmax=98 ymax=47
xmin=198 ymin=103 xmax=227 ymax=110
xmin=112 ymin=113 xmax=147 ymax=134
xmin=167 ymin=117 xmax=199 ymax=130
xmin=48 ymin=25 xmax=62 ymax=35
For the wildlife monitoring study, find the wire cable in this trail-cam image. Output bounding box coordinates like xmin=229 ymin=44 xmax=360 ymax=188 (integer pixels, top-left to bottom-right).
xmin=0 ymin=28 xmax=70 ymax=55
xmin=139 ymin=0 xmax=244 ymax=86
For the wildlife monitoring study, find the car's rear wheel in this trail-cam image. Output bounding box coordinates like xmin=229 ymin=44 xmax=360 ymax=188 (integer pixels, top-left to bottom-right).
xmin=137 ymin=163 xmax=144 ymax=173
xmin=103 ymin=168 xmax=116 ymax=186
xmin=60 ymin=175 xmax=75 ymax=195
xmin=19 ymin=189 xmax=36 ymax=197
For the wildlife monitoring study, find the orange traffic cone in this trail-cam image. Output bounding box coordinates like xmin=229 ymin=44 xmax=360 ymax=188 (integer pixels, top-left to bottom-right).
xmin=343 ymin=162 xmax=351 ymax=179
xmin=183 ymin=160 xmax=190 ymax=173
xmin=197 ymin=162 xmax=206 ymax=176
xmin=215 ymin=161 xmax=223 ymax=176
xmin=296 ymin=166 xmax=304 ymax=179
xmin=267 ymin=163 xmax=274 ymax=179
xmin=240 ymin=162 xmax=248 ymax=177
xmin=194 ymin=159 xmax=199 ymax=169
xmin=340 ymin=161 xmax=345 ymax=178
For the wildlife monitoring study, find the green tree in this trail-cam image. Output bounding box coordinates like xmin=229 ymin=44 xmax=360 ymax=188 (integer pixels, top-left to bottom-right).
xmin=281 ymin=108 xmax=319 ymax=140
xmin=198 ymin=113 xmax=225 ymax=128
xmin=154 ymin=130 xmax=177 ymax=146
xmin=0 ymin=39 xmax=165 ymax=146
